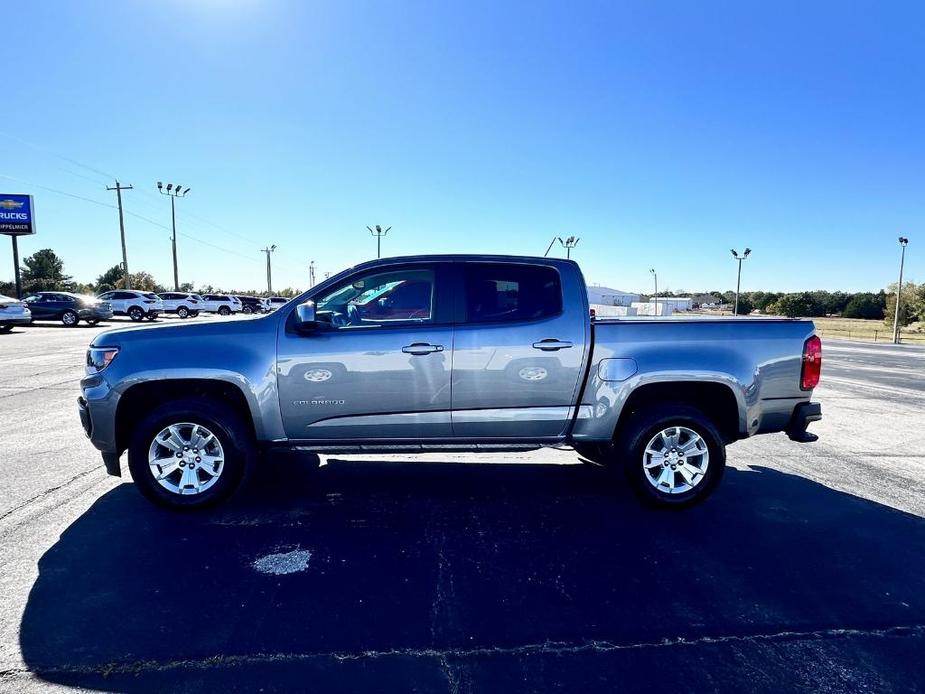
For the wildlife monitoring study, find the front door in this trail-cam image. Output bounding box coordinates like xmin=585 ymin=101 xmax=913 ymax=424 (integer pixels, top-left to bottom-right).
xmin=451 ymin=261 xmax=588 ymax=438
xmin=277 ymin=263 xmax=454 ymax=441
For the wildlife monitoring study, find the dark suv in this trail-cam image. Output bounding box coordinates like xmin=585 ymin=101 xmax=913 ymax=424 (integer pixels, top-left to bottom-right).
xmin=23 ymin=292 xmax=114 ymax=326
xmin=234 ymin=295 xmax=265 ymax=314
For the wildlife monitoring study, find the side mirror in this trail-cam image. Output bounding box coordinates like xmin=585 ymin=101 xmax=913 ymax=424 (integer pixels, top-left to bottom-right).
xmin=295 ymin=301 xmax=317 ymax=332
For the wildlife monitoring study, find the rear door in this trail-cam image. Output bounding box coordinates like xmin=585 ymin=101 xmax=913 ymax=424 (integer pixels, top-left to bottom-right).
xmin=451 ymin=261 xmax=588 ymax=438
xmin=277 ymin=262 xmax=455 ymax=440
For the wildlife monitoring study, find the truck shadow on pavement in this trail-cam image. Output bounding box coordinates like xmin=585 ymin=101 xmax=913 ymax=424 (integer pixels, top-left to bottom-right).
xmin=19 ymin=458 xmax=925 ymax=693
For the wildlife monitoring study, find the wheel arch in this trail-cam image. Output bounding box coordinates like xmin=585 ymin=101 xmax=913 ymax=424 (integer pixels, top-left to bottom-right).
xmin=114 ymin=377 xmax=259 ymax=455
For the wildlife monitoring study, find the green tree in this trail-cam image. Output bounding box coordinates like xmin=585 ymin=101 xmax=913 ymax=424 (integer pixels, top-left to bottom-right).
xmin=95 ymin=264 xmax=125 ymax=289
xmin=843 ymin=293 xmax=885 ymax=320
xmin=771 ymin=292 xmax=826 ymax=318
xmin=734 ymin=296 xmax=754 ymax=315
xmin=884 ymin=282 xmax=924 ymax=328
xmin=20 ymin=249 xmax=74 ymax=292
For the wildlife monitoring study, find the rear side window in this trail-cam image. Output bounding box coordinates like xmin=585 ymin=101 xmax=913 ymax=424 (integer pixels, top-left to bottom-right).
xmin=463 ymin=263 xmax=562 ymax=323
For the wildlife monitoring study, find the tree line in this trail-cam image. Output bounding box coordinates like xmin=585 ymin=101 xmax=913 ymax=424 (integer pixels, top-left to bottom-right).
xmin=4 ymin=248 xmax=923 ymax=327
xmin=0 ymin=248 xmax=302 ymax=299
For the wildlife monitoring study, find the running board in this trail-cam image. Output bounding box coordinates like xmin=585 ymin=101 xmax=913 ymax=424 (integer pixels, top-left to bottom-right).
xmin=292 ymin=443 xmax=549 ymax=454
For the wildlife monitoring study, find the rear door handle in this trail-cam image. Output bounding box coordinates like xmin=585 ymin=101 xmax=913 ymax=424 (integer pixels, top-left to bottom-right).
xmin=532 ymin=339 xmax=573 ymax=351
xmin=402 ymin=343 xmax=444 ymax=355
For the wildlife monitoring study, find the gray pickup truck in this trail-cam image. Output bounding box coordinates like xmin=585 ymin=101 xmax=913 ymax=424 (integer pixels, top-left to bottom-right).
xmin=78 ymin=255 xmax=822 ymax=509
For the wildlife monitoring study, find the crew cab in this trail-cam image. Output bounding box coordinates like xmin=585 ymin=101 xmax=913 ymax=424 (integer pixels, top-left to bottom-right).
xmin=79 ymin=255 xmax=822 ymax=509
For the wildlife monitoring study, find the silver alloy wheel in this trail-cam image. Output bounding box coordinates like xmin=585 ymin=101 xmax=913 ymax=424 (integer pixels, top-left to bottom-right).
xmin=642 ymin=425 xmax=710 ymax=495
xmin=62 ymin=311 xmax=77 ymax=326
xmin=518 ymin=366 xmax=548 ymax=381
xmin=304 ymin=368 xmax=333 ymax=382
xmin=148 ymin=422 xmax=225 ymax=496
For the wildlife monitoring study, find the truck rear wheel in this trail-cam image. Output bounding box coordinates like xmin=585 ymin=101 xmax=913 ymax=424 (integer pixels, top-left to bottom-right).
xmin=616 ymin=403 xmax=725 ymax=508
xmin=127 ymin=397 xmax=255 ymax=509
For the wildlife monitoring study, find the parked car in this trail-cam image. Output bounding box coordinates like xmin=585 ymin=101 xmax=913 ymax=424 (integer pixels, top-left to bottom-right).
xmin=157 ymin=292 xmax=201 ymax=319
xmin=234 ymin=295 xmax=265 ymax=314
xmin=201 ymin=294 xmax=242 ymax=315
xmin=261 ymin=296 xmax=290 ymax=311
xmin=0 ymin=294 xmax=32 ymax=332
xmin=24 ymin=292 xmax=113 ymax=326
xmin=80 ymin=255 xmax=822 ymax=509
xmin=97 ymin=290 xmax=163 ymax=321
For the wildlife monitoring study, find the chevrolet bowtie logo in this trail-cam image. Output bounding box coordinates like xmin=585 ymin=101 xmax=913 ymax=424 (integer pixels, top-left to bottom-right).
xmin=0 ymin=199 xmax=24 ymax=210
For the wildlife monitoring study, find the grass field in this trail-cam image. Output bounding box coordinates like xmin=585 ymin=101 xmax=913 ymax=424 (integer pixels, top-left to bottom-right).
xmin=807 ymin=317 xmax=925 ymax=343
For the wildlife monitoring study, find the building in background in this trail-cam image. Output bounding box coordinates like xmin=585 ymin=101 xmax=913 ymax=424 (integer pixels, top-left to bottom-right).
xmin=586 ymin=285 xmax=640 ymax=306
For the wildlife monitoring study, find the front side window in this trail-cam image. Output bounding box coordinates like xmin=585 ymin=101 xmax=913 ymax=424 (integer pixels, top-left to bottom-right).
xmin=464 ymin=263 xmax=562 ymax=323
xmin=315 ymin=268 xmax=434 ymax=328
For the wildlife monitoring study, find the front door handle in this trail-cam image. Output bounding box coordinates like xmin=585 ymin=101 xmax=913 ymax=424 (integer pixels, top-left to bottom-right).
xmin=532 ymin=339 xmax=573 ymax=351
xmin=402 ymin=343 xmax=444 ymax=355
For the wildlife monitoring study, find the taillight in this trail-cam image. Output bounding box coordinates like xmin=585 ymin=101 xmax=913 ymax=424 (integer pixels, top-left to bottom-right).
xmin=801 ymin=335 xmax=822 ymax=390
xmin=189 ymin=299 xmax=198 ymax=304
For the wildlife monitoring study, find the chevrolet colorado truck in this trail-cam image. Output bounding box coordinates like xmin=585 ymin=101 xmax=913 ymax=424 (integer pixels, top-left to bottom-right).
xmin=78 ymin=255 xmax=822 ymax=509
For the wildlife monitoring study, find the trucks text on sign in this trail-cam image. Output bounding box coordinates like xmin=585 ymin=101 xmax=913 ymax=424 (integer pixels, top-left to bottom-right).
xmin=0 ymin=194 xmax=36 ymax=236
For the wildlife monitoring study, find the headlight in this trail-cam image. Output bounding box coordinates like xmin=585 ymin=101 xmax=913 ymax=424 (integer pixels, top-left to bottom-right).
xmin=86 ymin=346 xmax=119 ymax=372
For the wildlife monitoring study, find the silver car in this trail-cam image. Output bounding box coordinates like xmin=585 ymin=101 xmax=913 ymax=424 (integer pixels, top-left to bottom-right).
xmin=0 ymin=294 xmax=32 ymax=332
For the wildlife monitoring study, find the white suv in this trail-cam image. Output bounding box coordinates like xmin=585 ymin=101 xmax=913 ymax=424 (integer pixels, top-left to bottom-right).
xmin=98 ymin=290 xmax=163 ymax=321
xmin=157 ymin=292 xmax=202 ymax=319
xmin=261 ymin=296 xmax=290 ymax=312
xmin=201 ymin=294 xmax=243 ymax=315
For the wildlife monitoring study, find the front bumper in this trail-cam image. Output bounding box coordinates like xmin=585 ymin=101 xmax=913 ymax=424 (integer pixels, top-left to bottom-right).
xmin=78 ymin=394 xmax=121 ymax=476
xmin=0 ymin=313 xmax=32 ymax=325
xmin=787 ymin=401 xmax=822 ymax=442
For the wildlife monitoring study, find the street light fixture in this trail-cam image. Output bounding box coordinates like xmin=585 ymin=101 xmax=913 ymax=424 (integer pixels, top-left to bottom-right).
xmin=730 ymin=247 xmax=752 ymax=317
xmin=892 ymin=237 xmax=910 ymax=344
xmin=558 ymin=236 xmax=581 ymax=259
xmin=157 ymin=181 xmax=190 ymax=291
xmin=649 ymin=268 xmax=658 ymax=318
xmin=367 ymin=225 xmax=391 ymax=258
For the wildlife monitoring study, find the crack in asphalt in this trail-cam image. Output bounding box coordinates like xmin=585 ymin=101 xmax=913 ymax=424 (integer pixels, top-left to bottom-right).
xmin=0 ymin=466 xmax=101 ymax=525
xmin=4 ymin=624 xmax=923 ymax=679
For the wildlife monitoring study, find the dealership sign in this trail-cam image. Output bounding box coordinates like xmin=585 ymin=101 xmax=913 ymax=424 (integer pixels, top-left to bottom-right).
xmin=0 ymin=194 xmax=35 ymax=236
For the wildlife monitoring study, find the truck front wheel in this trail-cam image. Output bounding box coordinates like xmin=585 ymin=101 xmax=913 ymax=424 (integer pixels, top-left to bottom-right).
xmin=616 ymin=404 xmax=725 ymax=508
xmin=127 ymin=397 xmax=255 ymax=509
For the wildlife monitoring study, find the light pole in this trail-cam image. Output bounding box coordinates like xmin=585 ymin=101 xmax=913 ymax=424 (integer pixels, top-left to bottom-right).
xmin=558 ymin=236 xmax=581 ymax=259
xmin=730 ymin=248 xmax=751 ymax=317
xmin=157 ymin=182 xmax=190 ymax=291
xmin=367 ymin=225 xmax=391 ymax=258
xmin=649 ymin=268 xmax=658 ymax=318
xmin=892 ymin=236 xmax=909 ymax=344
xmin=262 ymin=245 xmax=277 ymax=294
xmin=309 ymin=260 xmax=316 ymax=287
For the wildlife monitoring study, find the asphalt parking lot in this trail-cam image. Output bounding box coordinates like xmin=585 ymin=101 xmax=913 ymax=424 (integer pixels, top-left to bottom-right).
xmin=1 ymin=320 xmax=924 ymax=693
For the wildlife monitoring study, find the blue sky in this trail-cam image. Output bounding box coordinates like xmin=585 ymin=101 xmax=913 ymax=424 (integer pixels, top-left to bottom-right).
xmin=2 ymin=0 xmax=921 ymax=293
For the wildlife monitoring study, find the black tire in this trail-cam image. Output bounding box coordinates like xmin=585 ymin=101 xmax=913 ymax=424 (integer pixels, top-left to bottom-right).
xmin=614 ymin=403 xmax=725 ymax=508
xmin=128 ymin=306 xmax=145 ymax=321
xmin=61 ymin=310 xmax=79 ymax=327
xmin=218 ymin=306 xmax=231 ymax=316
xmin=190 ymin=310 xmax=200 ymax=317
xmin=0 ymin=325 xmax=13 ymax=333
xmin=177 ymin=306 xmax=190 ymax=319
xmin=127 ymin=397 xmax=255 ymax=509
xmin=86 ymin=319 xmax=99 ymax=326
xmin=242 ymin=305 xmax=253 ymax=314
xmin=146 ymin=313 xmax=157 ymax=321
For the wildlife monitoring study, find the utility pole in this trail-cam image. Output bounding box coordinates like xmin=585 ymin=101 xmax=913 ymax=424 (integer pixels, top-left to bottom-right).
xmin=892 ymin=237 xmax=909 ymax=344
xmin=367 ymin=225 xmax=391 ymax=258
xmin=157 ymin=182 xmax=190 ymax=291
xmin=262 ymin=245 xmax=276 ymax=293
xmin=309 ymin=260 xmax=316 ymax=287
xmin=558 ymin=236 xmax=581 ymax=259
xmin=11 ymin=236 xmax=21 ymax=299
xmin=649 ymin=268 xmax=658 ymax=318
xmin=730 ymin=247 xmax=752 ymax=317
xmin=106 ymin=180 xmax=133 ymax=289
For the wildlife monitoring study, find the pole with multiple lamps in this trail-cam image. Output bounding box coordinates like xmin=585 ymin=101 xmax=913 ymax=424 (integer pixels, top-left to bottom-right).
xmin=367 ymin=225 xmax=391 ymax=258
xmin=730 ymin=248 xmax=752 ymax=317
xmin=157 ymin=182 xmax=190 ymax=291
